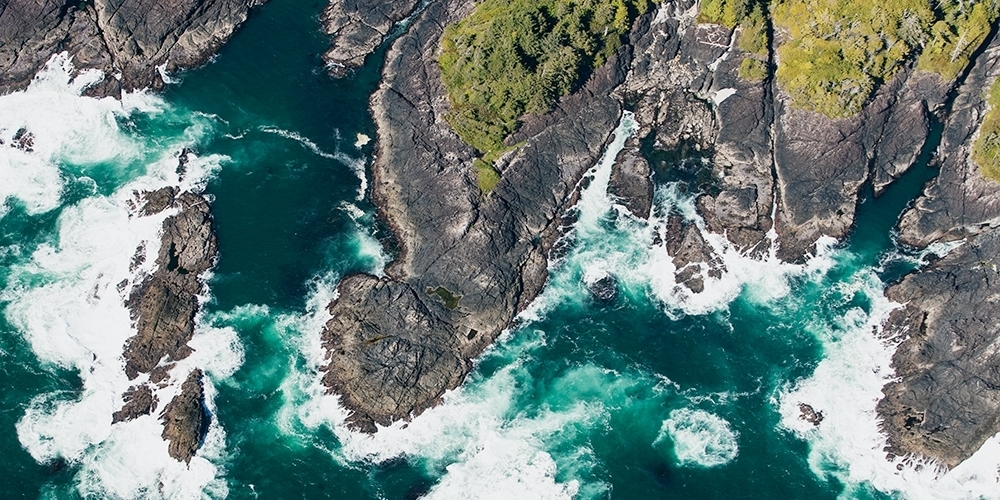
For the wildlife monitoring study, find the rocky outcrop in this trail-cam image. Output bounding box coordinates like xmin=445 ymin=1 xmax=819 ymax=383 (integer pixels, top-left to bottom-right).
xmin=878 ymin=228 xmax=1000 ymax=469
xmin=117 ymin=182 xmax=217 ymax=463
xmin=124 ymin=187 xmax=217 ymax=379
xmin=875 ymin=33 xmax=1000 ymax=468
xmin=321 ymin=0 xmax=626 ymax=431
xmin=321 ymin=0 xmax=421 ymax=76
xmin=160 ymin=370 xmax=210 ymax=464
xmin=112 ymin=385 xmax=159 ymax=423
xmin=0 ymin=0 xmax=264 ymax=96
xmin=609 ymin=142 xmax=654 ymax=219
xmin=898 ymin=37 xmax=1000 ymax=249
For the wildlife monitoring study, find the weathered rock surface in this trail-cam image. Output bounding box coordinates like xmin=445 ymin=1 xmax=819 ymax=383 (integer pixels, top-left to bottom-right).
xmin=0 ymin=0 xmax=264 ymax=96
xmin=160 ymin=370 xmax=210 ymax=464
xmin=118 ymin=183 xmax=217 ymax=463
xmin=878 ymin=228 xmax=1000 ymax=468
xmin=609 ymin=142 xmax=653 ymax=219
xmin=112 ymin=385 xmax=159 ymax=423
xmin=875 ymin=32 xmax=1000 ymax=469
xmin=321 ymin=0 xmax=421 ymax=76
xmin=898 ymin=36 xmax=1000 ymax=249
xmin=124 ymin=187 xmax=217 ymax=379
xmin=321 ymin=0 xmax=625 ymax=431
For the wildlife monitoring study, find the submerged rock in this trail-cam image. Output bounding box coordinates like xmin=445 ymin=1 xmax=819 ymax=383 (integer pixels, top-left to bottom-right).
xmin=798 ymin=403 xmax=824 ymax=427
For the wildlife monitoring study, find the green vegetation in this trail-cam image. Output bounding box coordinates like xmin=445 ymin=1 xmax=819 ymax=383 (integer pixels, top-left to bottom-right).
xmin=700 ymin=0 xmax=771 ymax=81
xmin=439 ymin=0 xmax=654 ymax=156
xmin=918 ymin=0 xmax=1000 ymax=81
xmin=473 ymin=159 xmax=502 ymax=193
xmin=772 ymin=0 xmax=934 ymax=118
xmin=973 ymin=79 xmax=1000 ymax=182
xmin=427 ymin=286 xmax=462 ymax=310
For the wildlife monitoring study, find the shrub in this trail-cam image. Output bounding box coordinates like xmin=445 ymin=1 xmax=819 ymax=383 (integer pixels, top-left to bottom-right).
xmin=973 ymin=79 xmax=1000 ymax=182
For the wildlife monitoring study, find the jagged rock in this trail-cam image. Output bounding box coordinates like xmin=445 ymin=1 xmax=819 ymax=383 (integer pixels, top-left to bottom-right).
xmin=798 ymin=403 xmax=823 ymax=426
xmin=321 ymin=0 xmax=626 ymax=431
xmin=609 ymin=142 xmax=653 ymax=219
xmin=112 ymin=385 xmax=158 ymax=423
xmin=123 ymin=188 xmax=217 ymax=379
xmin=11 ymin=127 xmax=34 ymax=151
xmin=586 ymin=273 xmax=618 ymax=302
xmin=898 ymin=36 xmax=1000 ymax=248
xmin=160 ymin=370 xmax=210 ymax=464
xmin=878 ymin=227 xmax=1000 ymax=469
xmin=661 ymin=214 xmax=724 ymax=293
xmin=0 ymin=0 xmax=265 ymax=96
xmin=321 ymin=0 xmax=421 ymax=76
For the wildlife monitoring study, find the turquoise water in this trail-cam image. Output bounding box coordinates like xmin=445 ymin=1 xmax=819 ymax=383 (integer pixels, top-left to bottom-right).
xmin=1 ymin=1 xmax=995 ymax=498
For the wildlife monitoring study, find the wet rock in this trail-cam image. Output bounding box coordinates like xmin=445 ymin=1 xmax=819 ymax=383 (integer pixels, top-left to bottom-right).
xmin=321 ymin=0 xmax=626 ymax=431
xmin=798 ymin=403 xmax=823 ymax=426
xmin=322 ymin=0 xmax=421 ymax=76
xmin=124 ymin=188 xmax=217 ymax=379
xmin=609 ymin=143 xmax=653 ymax=219
xmin=112 ymin=385 xmax=158 ymax=423
xmin=586 ymin=273 xmax=618 ymax=302
xmin=878 ymin=227 xmax=1000 ymax=469
xmin=661 ymin=214 xmax=724 ymax=293
xmin=11 ymin=127 xmax=34 ymax=151
xmin=0 ymin=0 xmax=265 ymax=96
xmin=160 ymin=370 xmax=210 ymax=464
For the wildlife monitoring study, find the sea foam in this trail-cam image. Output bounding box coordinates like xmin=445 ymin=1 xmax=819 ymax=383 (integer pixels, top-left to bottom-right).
xmin=2 ymin=54 xmax=237 ymax=499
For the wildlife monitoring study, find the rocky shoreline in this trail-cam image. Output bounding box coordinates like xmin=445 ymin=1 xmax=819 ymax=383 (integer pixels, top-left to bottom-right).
xmin=1 ymin=0 xmax=264 ymax=96
xmin=319 ymin=0 xmax=1000 ymax=471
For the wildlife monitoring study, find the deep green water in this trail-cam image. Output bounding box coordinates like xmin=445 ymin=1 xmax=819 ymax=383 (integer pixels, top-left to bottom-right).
xmin=2 ymin=1 xmax=998 ymax=499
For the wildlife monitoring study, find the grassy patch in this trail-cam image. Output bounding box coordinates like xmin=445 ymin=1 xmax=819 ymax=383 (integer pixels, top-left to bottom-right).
xmin=473 ymin=159 xmax=502 ymax=193
xmin=439 ymin=0 xmax=655 ymax=155
xmin=427 ymin=286 xmax=462 ymax=310
xmin=973 ymin=79 xmax=1000 ymax=183
xmin=700 ymin=0 xmax=771 ymax=82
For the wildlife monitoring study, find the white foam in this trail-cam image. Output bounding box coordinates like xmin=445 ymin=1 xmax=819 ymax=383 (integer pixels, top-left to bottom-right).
xmin=655 ymin=408 xmax=738 ymax=468
xmin=2 ymin=55 xmax=236 ymax=498
xmin=259 ymin=126 xmax=369 ymax=200
xmin=778 ymin=266 xmax=1000 ymax=499
xmin=354 ymin=133 xmax=371 ymax=148
xmin=0 ymin=53 xmax=161 ymax=218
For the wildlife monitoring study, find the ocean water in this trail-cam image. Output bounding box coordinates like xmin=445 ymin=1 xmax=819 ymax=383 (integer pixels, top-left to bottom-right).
xmin=2 ymin=1 xmax=1000 ymax=499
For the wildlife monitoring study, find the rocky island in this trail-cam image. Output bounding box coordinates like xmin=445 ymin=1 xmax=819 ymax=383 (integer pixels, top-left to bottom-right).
xmin=320 ymin=0 xmax=1000 ymax=472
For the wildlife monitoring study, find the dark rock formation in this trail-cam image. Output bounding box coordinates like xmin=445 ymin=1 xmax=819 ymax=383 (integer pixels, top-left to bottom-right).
xmin=0 ymin=0 xmax=264 ymax=96
xmin=798 ymin=403 xmax=824 ymax=426
xmin=160 ymin=370 xmax=210 ymax=464
xmin=321 ymin=0 xmax=626 ymax=431
xmin=609 ymin=142 xmax=653 ymax=219
xmin=659 ymin=214 xmax=724 ymax=294
xmin=876 ymin=33 xmax=1000 ymax=469
xmin=118 ymin=185 xmax=217 ymax=463
xmin=878 ymin=228 xmax=1000 ymax=468
xmin=112 ymin=385 xmax=159 ymax=423
xmin=321 ymin=0 xmax=421 ymax=76
xmin=586 ymin=273 xmax=618 ymax=303
xmin=898 ymin=37 xmax=1000 ymax=248
xmin=124 ymin=187 xmax=217 ymax=379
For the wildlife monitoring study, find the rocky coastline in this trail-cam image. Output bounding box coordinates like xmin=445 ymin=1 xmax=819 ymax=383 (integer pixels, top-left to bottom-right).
xmin=319 ymin=0 xmax=1000 ymax=471
xmin=0 ymin=0 xmax=265 ymax=97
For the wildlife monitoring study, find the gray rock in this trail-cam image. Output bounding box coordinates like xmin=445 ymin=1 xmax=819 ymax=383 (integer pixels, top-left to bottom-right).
xmin=878 ymin=228 xmax=1000 ymax=469
xmin=112 ymin=385 xmax=159 ymax=423
xmin=586 ymin=274 xmax=618 ymax=303
xmin=898 ymin=36 xmax=1000 ymax=248
xmin=0 ymin=0 xmax=264 ymax=96
xmin=321 ymin=0 xmax=625 ymax=431
xmin=124 ymin=188 xmax=217 ymax=380
xmin=322 ymin=0 xmax=421 ymax=76
xmin=160 ymin=370 xmax=210 ymax=464
xmin=609 ymin=141 xmax=653 ymax=219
